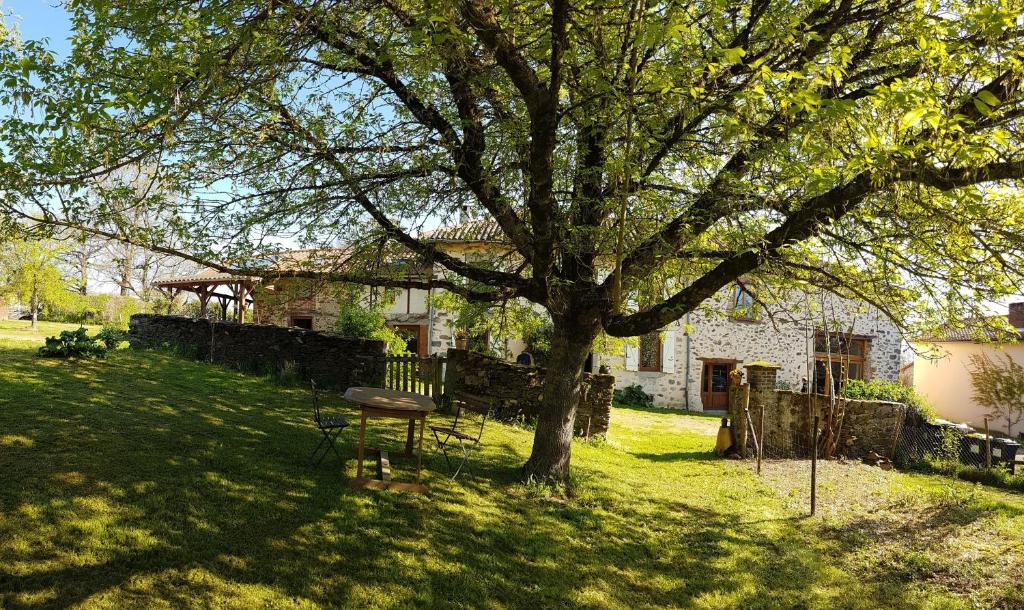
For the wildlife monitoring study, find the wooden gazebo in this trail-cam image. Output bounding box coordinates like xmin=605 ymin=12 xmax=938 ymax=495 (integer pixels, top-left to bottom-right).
xmin=155 ymin=268 xmax=259 ymax=322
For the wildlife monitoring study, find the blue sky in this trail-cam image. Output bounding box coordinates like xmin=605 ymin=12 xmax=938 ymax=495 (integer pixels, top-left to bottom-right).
xmin=5 ymin=0 xmax=72 ymax=55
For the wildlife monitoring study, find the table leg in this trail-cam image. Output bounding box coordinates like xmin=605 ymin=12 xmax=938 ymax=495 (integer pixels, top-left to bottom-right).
xmin=357 ymin=410 xmax=367 ymax=480
xmin=416 ymin=413 xmax=425 ymax=482
xmin=405 ymin=418 xmax=415 ymax=457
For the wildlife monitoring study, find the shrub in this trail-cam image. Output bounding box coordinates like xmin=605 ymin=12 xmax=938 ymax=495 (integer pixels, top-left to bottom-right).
xmin=614 ymin=384 xmax=654 ymax=409
xmin=335 ymin=298 xmax=408 ymax=354
xmin=913 ymin=460 xmax=1024 ymax=493
xmin=96 ymin=326 xmax=128 ymax=350
xmin=43 ymin=293 xmax=155 ymax=327
xmin=38 ymin=327 xmax=108 ymax=359
xmin=841 ymin=378 xmax=935 ymax=422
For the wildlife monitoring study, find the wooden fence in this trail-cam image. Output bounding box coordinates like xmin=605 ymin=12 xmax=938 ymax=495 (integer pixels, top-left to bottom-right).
xmin=380 ymin=354 xmax=447 ymax=403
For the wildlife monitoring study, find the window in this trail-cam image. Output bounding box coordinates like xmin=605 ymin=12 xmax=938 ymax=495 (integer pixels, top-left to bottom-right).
xmin=813 ymin=332 xmax=868 ymax=394
xmin=290 ymin=316 xmax=313 ymax=330
xmin=638 ymin=332 xmax=662 ymax=371
xmin=731 ymin=284 xmax=758 ymax=320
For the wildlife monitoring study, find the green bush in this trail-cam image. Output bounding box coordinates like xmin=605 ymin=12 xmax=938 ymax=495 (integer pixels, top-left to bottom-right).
xmin=38 ymin=327 xmax=108 ymax=359
xmin=614 ymin=384 xmax=654 ymax=409
xmin=914 ymin=459 xmax=1024 ymax=493
xmin=43 ymin=293 xmax=154 ymax=328
xmin=335 ymin=298 xmax=408 ymax=354
xmin=97 ymin=326 xmax=129 ymax=350
xmin=840 ymin=379 xmax=935 ymax=422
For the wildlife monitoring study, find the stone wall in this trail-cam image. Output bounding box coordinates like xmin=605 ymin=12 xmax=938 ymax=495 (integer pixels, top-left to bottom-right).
xmin=444 ymin=348 xmax=613 ymax=436
xmin=129 ymin=314 xmax=386 ymax=390
xmin=604 ymin=290 xmax=904 ymax=410
xmin=728 ymin=380 xmax=907 ymax=459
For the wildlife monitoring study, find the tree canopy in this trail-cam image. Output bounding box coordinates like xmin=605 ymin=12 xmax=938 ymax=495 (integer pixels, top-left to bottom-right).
xmin=0 ymin=240 xmax=70 ymax=327
xmin=0 ymin=0 xmax=1022 ymax=481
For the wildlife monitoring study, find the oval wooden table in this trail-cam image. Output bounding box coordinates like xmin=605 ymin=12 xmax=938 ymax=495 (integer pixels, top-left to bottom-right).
xmin=343 ymin=387 xmax=436 ymax=493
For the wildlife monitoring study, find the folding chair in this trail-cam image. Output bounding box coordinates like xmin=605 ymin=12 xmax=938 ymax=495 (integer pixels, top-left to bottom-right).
xmin=309 ymin=379 xmax=349 ymax=466
xmin=430 ymin=392 xmax=490 ymax=479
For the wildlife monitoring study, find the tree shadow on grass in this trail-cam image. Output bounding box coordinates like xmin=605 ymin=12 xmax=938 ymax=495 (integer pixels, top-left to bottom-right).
xmin=0 ymin=345 xmax=997 ymax=609
xmin=627 ymin=449 xmax=719 ymax=462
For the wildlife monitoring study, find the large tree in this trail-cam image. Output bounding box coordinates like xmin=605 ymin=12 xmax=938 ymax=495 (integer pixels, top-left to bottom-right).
xmin=0 ymin=0 xmax=1022 ymax=483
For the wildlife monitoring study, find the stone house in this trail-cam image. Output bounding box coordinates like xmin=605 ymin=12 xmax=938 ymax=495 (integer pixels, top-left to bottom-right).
xmin=608 ymin=290 xmax=903 ymax=411
xmin=155 ymin=220 xmax=903 ymax=411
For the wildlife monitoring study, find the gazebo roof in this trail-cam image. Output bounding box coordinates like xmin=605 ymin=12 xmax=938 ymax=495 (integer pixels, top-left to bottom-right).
xmin=154 ymin=267 xmax=260 ymax=288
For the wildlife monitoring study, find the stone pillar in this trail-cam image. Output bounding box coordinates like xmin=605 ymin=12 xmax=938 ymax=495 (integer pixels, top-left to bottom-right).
xmin=742 ymin=363 xmax=781 ymax=457
xmin=744 ymin=363 xmax=780 ymax=390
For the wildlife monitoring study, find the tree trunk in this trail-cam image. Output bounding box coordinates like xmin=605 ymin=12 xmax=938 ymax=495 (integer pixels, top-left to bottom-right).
xmin=522 ymin=317 xmax=598 ymax=486
xmin=30 ymin=293 xmax=38 ymax=329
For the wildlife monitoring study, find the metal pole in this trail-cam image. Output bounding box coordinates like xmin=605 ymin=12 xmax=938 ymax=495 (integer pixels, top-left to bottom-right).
xmin=758 ymin=405 xmax=765 ymax=475
xmin=811 ymin=414 xmax=819 ymax=516
xmin=984 ymin=417 xmax=991 ymax=469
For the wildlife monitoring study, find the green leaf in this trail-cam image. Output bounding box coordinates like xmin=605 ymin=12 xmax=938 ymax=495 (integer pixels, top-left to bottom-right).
xmin=973 ymin=98 xmax=993 ymax=117
xmin=721 ymin=47 xmax=746 ymax=65
xmin=977 ymin=90 xmax=1000 ymax=107
xmin=900 ymin=108 xmax=927 ymax=130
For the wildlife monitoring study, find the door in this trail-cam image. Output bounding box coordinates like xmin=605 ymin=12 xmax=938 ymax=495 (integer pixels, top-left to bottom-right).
xmin=701 ymin=362 xmax=734 ymax=410
xmin=393 ymin=324 xmax=427 ymax=357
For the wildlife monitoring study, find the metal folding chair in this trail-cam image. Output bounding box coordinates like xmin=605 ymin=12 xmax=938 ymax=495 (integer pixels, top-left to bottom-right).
xmin=309 ymin=379 xmax=349 ymax=466
xmin=430 ymin=392 xmax=490 ymax=479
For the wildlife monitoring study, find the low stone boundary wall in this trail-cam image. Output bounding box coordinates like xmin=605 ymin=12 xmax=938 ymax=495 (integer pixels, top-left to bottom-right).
xmin=443 ymin=348 xmax=613 ymax=436
xmin=129 ymin=314 xmax=386 ymax=390
xmin=728 ymin=364 xmax=906 ymax=459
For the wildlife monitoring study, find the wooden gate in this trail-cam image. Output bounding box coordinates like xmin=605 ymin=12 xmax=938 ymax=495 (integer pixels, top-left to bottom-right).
xmin=381 ymin=354 xmax=447 ymax=402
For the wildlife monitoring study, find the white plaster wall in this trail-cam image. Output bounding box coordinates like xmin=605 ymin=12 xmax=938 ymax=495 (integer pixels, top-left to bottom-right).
xmin=385 ymin=288 xmax=430 ymax=316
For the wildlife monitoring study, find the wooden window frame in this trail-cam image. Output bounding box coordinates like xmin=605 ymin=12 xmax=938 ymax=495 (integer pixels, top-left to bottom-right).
xmin=730 ymin=284 xmax=759 ymax=321
xmin=813 ymin=332 xmax=868 ymax=394
xmin=638 ymin=332 xmax=662 ymax=372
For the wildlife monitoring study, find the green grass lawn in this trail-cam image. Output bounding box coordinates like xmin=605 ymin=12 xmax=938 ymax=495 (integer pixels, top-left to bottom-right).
xmin=0 ymin=320 xmax=102 ymax=343
xmin=1 ymin=337 xmax=1022 ymax=609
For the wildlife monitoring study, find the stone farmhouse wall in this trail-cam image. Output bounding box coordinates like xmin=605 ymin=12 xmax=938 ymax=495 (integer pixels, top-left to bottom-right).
xmin=728 ymin=365 xmax=907 ymax=459
xmin=603 ymin=291 xmax=903 ymax=411
xmin=129 ymin=314 xmax=386 ymax=390
xmin=444 ymin=348 xmax=613 ymax=436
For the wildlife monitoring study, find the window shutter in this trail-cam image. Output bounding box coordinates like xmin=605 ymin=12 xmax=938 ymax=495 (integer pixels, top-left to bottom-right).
xmin=624 ymin=344 xmax=639 ymax=371
xmin=661 ymin=329 xmax=676 ymax=373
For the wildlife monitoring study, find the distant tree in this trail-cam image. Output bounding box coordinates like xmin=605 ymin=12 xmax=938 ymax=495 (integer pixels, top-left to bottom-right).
xmin=0 ymin=240 xmax=70 ymax=328
xmin=967 ymin=353 xmax=1024 ymax=436
xmin=61 ymin=232 xmax=104 ymax=295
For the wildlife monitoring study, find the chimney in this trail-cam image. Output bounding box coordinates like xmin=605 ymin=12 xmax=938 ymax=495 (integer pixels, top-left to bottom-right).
xmin=459 ymin=204 xmax=474 ymax=224
xmin=1009 ymin=302 xmax=1024 ymax=329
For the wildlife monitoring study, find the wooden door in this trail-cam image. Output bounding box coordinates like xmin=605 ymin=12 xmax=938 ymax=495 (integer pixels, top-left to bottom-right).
xmin=701 ymin=362 xmax=734 ymax=410
xmin=393 ymin=324 xmax=427 ymax=357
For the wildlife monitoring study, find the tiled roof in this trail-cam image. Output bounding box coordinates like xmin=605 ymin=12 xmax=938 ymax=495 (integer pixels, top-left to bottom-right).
xmin=420 ymin=219 xmax=508 ymax=243
xmin=155 ymin=267 xmax=256 ymax=286
xmin=920 ymin=316 xmax=1022 ymax=343
xmin=154 ymin=248 xmax=352 ymax=286
xmin=153 ymin=246 xmax=432 ymax=287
